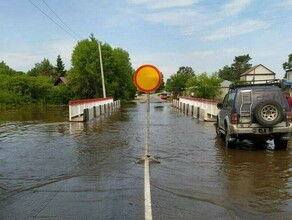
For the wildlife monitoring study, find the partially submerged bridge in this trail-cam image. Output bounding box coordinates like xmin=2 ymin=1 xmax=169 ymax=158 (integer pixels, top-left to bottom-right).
xmin=68 ymin=95 xmax=219 ymax=122
xmin=173 ymin=96 xmax=219 ymax=121
xmin=68 ymin=97 xmax=120 ymax=122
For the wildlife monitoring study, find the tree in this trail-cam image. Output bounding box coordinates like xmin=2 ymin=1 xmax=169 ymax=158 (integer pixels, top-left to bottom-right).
xmin=0 ymin=61 xmax=19 ymax=76
xmin=283 ymin=53 xmax=292 ymax=79
xmin=218 ymin=54 xmax=252 ymax=81
xmin=106 ymin=46 xmax=136 ymax=100
xmin=67 ymin=34 xmax=101 ymax=99
xmin=218 ymin=65 xmax=233 ymax=81
xmin=156 ymin=73 xmax=165 ymax=92
xmin=176 ymin=66 xmax=195 ymax=75
xmin=56 ymin=55 xmax=66 ymax=77
xmin=27 ymin=58 xmax=56 ymax=79
xmin=0 ymin=61 xmax=71 ymax=105
xmin=165 ymin=66 xmax=195 ymax=95
xmin=231 ymin=54 xmax=252 ymax=79
xmin=67 ymin=34 xmax=136 ymax=100
xmin=283 ymin=53 xmax=292 ymax=70
xmin=186 ymin=73 xmax=223 ymax=100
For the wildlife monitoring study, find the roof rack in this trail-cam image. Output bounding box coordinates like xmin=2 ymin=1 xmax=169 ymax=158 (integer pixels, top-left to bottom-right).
xmin=229 ymin=79 xmax=283 ymax=89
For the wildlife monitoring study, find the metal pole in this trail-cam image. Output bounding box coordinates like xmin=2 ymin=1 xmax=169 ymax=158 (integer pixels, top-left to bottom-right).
xmin=145 ymin=93 xmax=150 ymax=157
xmin=98 ymin=42 xmax=106 ymax=98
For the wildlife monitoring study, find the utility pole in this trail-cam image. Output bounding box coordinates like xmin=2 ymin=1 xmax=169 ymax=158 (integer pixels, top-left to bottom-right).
xmin=98 ymin=42 xmax=106 ymax=98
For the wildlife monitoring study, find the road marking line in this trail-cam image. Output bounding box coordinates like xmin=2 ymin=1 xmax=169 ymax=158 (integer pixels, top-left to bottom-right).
xmin=144 ymin=157 xmax=152 ymax=220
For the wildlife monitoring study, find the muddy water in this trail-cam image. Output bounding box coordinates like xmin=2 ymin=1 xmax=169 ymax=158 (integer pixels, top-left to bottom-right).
xmin=0 ymin=103 xmax=292 ymax=219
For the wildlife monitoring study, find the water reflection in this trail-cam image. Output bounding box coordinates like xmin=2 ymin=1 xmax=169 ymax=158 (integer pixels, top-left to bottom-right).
xmin=70 ymin=103 xmax=145 ymax=175
xmin=1 ymin=103 xmax=292 ymax=219
xmin=214 ymin=136 xmax=292 ymax=216
xmin=0 ymin=105 xmax=68 ymax=123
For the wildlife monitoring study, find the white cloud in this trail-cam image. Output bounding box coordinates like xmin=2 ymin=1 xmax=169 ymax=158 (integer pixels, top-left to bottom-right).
xmin=130 ymin=48 xmax=244 ymax=79
xmin=0 ymin=39 xmax=76 ymax=72
xmin=127 ymin=0 xmax=198 ymax=9
xmin=204 ymin=20 xmax=271 ymax=41
xmin=221 ymin=0 xmax=252 ymax=16
xmin=50 ymin=39 xmax=75 ymax=68
xmin=146 ymin=9 xmax=197 ymax=26
xmin=280 ymin=0 xmax=292 ymax=8
xmin=179 ymin=12 xmax=223 ymax=37
xmin=0 ymin=53 xmax=43 ymax=72
xmin=191 ymin=51 xmax=215 ymax=58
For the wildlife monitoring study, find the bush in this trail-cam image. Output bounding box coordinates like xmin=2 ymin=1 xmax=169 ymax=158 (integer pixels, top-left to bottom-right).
xmin=0 ymin=89 xmax=32 ymax=105
xmin=47 ymin=85 xmax=72 ymax=105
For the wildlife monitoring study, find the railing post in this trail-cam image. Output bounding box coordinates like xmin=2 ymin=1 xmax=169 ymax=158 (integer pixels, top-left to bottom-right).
xmin=84 ymin=108 xmax=89 ymax=122
xmin=69 ymin=105 xmax=72 ymax=121
xmin=176 ymin=97 xmax=218 ymax=120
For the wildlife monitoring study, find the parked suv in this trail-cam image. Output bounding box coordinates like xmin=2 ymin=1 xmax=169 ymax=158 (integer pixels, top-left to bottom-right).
xmin=216 ymin=82 xmax=292 ymax=149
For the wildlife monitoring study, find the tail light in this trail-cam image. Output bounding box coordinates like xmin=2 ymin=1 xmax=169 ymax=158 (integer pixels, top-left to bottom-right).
xmin=231 ymin=113 xmax=238 ymax=124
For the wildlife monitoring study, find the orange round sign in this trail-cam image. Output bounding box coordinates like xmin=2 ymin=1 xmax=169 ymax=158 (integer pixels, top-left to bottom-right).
xmin=134 ymin=64 xmax=162 ymax=93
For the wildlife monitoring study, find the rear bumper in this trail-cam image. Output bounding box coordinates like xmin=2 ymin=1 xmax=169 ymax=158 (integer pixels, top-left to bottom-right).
xmin=229 ymin=123 xmax=292 ymax=138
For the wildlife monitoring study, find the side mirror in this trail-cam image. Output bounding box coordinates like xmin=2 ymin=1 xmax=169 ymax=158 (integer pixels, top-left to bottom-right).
xmin=217 ymin=103 xmax=223 ymax=109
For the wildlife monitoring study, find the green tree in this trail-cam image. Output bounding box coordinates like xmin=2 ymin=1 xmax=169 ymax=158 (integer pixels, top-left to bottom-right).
xmin=157 ymin=73 xmax=165 ymax=92
xmin=165 ymin=66 xmax=195 ymax=95
xmin=232 ymin=54 xmax=252 ymax=79
xmin=218 ymin=65 xmax=232 ymax=81
xmin=0 ymin=61 xmax=71 ymax=105
xmin=67 ymin=34 xmax=101 ymax=99
xmin=218 ymin=54 xmax=252 ymax=81
xmin=8 ymin=75 xmax=52 ymax=102
xmin=0 ymin=61 xmax=19 ymax=76
xmin=283 ymin=53 xmax=292 ymax=79
xmin=100 ymin=44 xmax=136 ymax=100
xmin=176 ymin=66 xmax=195 ymax=75
xmin=186 ymin=73 xmax=223 ymax=99
xmin=67 ymin=34 xmax=136 ymax=100
xmin=109 ymin=47 xmax=136 ymax=100
xmin=56 ymin=55 xmax=66 ymax=77
xmin=27 ymin=58 xmax=56 ymax=79
xmin=0 ymin=74 xmax=54 ymax=105
xmin=47 ymin=84 xmax=72 ymax=104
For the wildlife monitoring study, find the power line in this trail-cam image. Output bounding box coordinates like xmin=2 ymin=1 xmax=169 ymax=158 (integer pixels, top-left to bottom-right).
xmin=42 ymin=0 xmax=81 ymax=40
xmin=27 ymin=0 xmax=79 ymax=41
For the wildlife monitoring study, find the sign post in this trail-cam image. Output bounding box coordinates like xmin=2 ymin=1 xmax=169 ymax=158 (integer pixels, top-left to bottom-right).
xmin=134 ymin=64 xmax=162 ymax=220
xmin=133 ymin=64 xmax=162 ymax=157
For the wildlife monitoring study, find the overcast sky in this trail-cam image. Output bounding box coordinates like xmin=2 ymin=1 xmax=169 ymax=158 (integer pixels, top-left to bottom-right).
xmin=0 ymin=0 xmax=291 ymax=80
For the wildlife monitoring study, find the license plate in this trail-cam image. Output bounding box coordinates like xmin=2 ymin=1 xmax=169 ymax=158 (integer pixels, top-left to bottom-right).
xmin=255 ymin=128 xmax=269 ymax=134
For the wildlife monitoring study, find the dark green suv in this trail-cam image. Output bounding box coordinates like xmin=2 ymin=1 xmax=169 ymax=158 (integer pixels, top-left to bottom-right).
xmin=216 ymin=82 xmax=292 ymax=149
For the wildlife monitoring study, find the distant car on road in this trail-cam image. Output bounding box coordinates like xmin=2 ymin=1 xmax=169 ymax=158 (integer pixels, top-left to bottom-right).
xmin=216 ymin=81 xmax=292 ymax=149
xmin=161 ymin=92 xmax=168 ymax=100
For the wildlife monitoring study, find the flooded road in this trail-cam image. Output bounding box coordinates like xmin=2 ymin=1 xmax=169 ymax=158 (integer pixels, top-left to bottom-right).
xmin=0 ymin=101 xmax=292 ymax=219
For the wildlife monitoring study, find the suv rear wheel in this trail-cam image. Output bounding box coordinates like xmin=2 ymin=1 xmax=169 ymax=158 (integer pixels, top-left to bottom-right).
xmin=254 ymin=100 xmax=283 ymax=126
xmin=225 ymin=125 xmax=236 ymax=148
xmin=215 ymin=119 xmax=224 ymax=138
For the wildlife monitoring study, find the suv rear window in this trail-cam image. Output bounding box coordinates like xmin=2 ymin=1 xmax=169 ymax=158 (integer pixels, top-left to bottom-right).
xmin=252 ymin=90 xmax=280 ymax=105
xmin=235 ymin=88 xmax=286 ymax=110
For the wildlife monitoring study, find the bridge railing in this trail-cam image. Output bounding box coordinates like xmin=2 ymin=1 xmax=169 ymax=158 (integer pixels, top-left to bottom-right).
xmin=173 ymin=96 xmax=219 ymax=121
xmin=68 ymin=97 xmax=116 ymax=121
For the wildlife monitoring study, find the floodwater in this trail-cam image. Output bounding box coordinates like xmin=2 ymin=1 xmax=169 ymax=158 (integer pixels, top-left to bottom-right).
xmin=0 ymin=101 xmax=292 ymax=219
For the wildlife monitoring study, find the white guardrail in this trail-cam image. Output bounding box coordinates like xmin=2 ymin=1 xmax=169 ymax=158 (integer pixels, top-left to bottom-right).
xmin=68 ymin=97 xmax=120 ymax=121
xmin=173 ymin=96 xmax=219 ymax=121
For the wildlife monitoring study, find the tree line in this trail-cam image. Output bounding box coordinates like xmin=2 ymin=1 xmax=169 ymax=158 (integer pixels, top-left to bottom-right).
xmin=0 ymin=34 xmax=136 ymax=106
xmin=1 ymin=33 xmax=291 ymax=105
xmin=165 ymin=53 xmax=292 ymax=100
